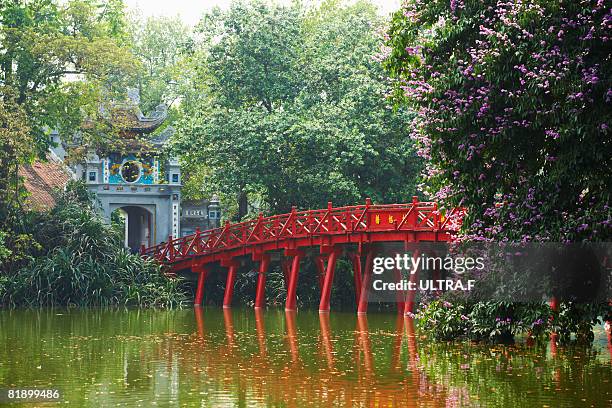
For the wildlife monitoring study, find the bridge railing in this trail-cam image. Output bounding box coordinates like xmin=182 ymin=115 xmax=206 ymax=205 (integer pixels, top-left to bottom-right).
xmin=142 ymin=199 xmax=465 ymax=264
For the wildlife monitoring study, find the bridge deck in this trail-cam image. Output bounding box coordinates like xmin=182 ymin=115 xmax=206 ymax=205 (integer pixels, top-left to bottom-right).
xmin=142 ymin=198 xmax=464 ymax=314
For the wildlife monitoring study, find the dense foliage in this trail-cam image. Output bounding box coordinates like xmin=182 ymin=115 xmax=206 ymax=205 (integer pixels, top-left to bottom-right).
xmin=0 ymin=182 xmax=188 ymax=307
xmin=173 ymin=0 xmax=422 ymax=219
xmin=415 ymin=299 xmax=606 ymax=343
xmin=0 ymin=0 xmax=138 ymax=270
xmin=382 ymin=0 xmax=611 ymax=242
xmin=381 ymin=0 xmax=611 ymax=343
xmin=128 ymin=14 xmax=191 ymax=114
xmin=0 ymin=0 xmax=609 ymax=345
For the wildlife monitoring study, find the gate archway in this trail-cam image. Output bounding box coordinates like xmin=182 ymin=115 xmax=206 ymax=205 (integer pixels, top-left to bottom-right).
xmin=114 ymin=206 xmax=154 ymax=252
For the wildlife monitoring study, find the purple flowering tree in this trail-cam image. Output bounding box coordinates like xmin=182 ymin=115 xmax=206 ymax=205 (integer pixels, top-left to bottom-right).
xmin=382 ymin=0 xmax=611 ymax=242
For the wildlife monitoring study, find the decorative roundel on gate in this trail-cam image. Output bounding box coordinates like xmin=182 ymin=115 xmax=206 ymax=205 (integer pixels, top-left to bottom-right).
xmin=120 ymin=160 xmax=142 ymax=183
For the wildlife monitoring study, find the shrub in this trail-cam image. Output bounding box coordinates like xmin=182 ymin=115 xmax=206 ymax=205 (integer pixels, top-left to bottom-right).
xmin=415 ymin=298 xmax=610 ymax=343
xmin=0 ymin=182 xmax=188 ymax=308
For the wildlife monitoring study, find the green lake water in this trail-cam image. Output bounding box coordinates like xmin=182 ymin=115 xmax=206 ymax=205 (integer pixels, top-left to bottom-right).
xmin=0 ymin=308 xmax=610 ymax=407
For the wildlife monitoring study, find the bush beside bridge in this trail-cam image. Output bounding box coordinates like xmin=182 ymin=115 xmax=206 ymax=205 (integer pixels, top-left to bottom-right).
xmin=0 ymin=182 xmax=188 ymax=308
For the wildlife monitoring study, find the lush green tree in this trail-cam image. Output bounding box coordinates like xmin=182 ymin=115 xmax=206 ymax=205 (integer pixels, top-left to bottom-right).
xmin=174 ymin=0 xmax=421 ymax=219
xmin=382 ymin=0 xmax=611 ymax=242
xmin=0 ymin=0 xmax=137 ymax=272
xmin=129 ymin=15 xmax=191 ymax=114
xmin=0 ymin=90 xmax=35 ymax=268
xmin=0 ymin=0 xmax=136 ymax=135
xmin=0 ymin=0 xmax=137 ymax=171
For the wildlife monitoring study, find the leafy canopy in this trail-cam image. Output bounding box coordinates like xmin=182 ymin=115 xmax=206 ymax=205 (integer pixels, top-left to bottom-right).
xmin=174 ymin=0 xmax=421 ymax=219
xmin=382 ymin=0 xmax=611 ymax=242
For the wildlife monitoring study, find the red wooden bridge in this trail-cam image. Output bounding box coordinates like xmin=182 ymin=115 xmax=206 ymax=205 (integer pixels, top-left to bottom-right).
xmin=142 ymin=197 xmax=464 ymax=314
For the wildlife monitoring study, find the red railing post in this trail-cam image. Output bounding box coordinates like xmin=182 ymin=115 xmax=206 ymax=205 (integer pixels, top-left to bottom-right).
xmin=254 ymin=254 xmax=270 ymax=309
xmin=410 ymin=196 xmax=419 ymax=227
xmin=191 ymin=227 xmax=201 ymax=253
xmin=285 ymin=250 xmax=303 ymax=311
xmin=167 ymin=235 xmax=173 ymax=260
xmin=433 ymin=202 xmax=440 ymax=229
xmin=307 ymin=210 xmax=313 ymax=236
xmin=319 ymin=246 xmax=340 ymax=313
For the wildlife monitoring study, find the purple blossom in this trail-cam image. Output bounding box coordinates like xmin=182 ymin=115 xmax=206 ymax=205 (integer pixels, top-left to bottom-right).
xmin=544 ymin=129 xmax=560 ymax=139
xmin=405 ymin=46 xmax=422 ymax=55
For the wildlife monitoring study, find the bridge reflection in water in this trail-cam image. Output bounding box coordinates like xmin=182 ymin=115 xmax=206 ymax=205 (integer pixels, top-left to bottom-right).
xmin=1 ymin=309 xmax=609 ymax=406
xmin=190 ymin=308 xmax=455 ymax=407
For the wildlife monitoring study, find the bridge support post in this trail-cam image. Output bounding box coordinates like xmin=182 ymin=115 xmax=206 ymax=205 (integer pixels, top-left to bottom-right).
xmin=357 ymin=245 xmax=375 ymax=314
xmin=285 ymin=250 xmax=303 ymax=311
xmin=222 ymin=260 xmax=239 ymax=308
xmin=254 ymin=254 xmax=270 ymax=309
xmin=319 ymin=246 xmax=340 ymax=313
xmin=194 ymin=265 xmax=208 ymax=307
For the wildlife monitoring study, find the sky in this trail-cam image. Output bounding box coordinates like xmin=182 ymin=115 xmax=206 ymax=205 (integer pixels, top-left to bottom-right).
xmin=124 ymin=0 xmax=401 ymax=26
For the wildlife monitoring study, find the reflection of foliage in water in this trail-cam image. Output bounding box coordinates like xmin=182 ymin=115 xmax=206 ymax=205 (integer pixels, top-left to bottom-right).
xmin=418 ymin=338 xmax=611 ymax=407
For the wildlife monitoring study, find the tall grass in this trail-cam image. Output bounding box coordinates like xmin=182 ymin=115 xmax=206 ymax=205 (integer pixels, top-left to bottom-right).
xmin=0 ymin=182 xmax=188 ymax=307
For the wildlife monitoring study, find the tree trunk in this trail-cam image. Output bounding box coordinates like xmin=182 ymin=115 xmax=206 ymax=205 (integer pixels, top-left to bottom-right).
xmin=237 ymin=189 xmax=248 ymax=221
